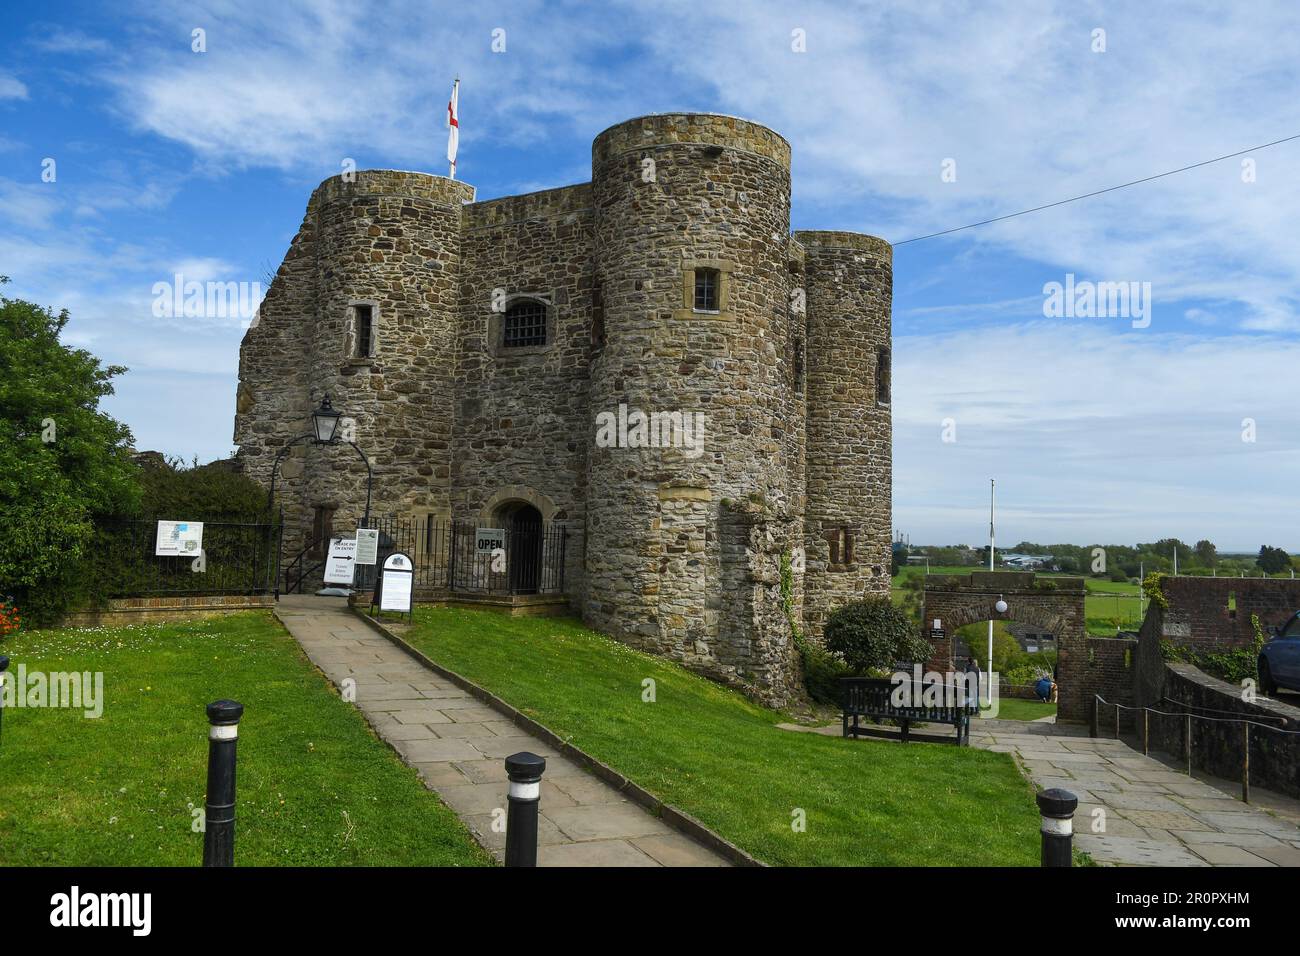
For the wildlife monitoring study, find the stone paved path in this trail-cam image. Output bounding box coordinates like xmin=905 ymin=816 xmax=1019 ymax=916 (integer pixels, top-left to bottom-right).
xmin=969 ymin=720 xmax=1300 ymax=867
xmin=274 ymin=596 xmax=729 ymax=867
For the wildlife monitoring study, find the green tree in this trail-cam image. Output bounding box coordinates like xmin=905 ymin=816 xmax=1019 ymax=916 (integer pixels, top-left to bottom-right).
xmin=959 ymin=620 xmax=1021 ymax=672
xmin=1194 ymin=539 xmax=1218 ymax=568
xmin=0 ymin=279 xmax=140 ymax=623
xmin=1257 ymin=545 xmax=1291 ymax=575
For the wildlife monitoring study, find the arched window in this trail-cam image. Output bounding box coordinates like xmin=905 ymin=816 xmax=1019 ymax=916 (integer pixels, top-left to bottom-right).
xmin=503 ymin=300 xmax=548 ymax=348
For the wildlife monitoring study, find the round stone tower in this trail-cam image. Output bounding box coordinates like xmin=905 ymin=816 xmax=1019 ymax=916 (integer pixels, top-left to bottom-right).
xmin=301 ymin=170 xmax=474 ymax=534
xmin=587 ymin=113 xmax=802 ymax=690
xmin=796 ymin=230 xmax=893 ymax=637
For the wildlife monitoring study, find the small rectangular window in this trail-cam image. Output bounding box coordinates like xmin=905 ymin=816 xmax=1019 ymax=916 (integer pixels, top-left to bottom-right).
xmin=354 ymin=305 xmax=373 ymax=358
xmin=876 ymin=346 xmax=891 ymax=404
xmin=503 ymin=301 xmax=548 ymax=348
xmin=694 ymin=269 xmax=719 ymax=311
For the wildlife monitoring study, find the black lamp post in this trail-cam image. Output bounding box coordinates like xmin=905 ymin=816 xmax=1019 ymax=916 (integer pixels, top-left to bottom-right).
xmin=267 ymin=394 xmax=374 ymax=598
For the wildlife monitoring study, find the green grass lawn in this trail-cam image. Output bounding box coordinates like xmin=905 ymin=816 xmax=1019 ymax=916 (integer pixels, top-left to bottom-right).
xmin=0 ymin=612 xmax=491 ymax=867
xmin=982 ymin=698 xmax=1057 ymax=721
xmin=402 ymin=607 xmax=1042 ymax=866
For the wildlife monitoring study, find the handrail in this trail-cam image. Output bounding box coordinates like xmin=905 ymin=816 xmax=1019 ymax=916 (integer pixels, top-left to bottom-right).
xmin=1094 ymin=694 xmax=1299 ymax=734
xmin=1093 ymin=692 xmax=1300 ymax=805
xmin=1159 ymin=695 xmax=1293 ymax=725
xmin=282 ymin=536 xmax=325 ymax=595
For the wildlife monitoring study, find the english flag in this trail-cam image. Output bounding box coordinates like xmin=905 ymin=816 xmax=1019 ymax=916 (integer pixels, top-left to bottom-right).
xmin=446 ymin=78 xmax=460 ymax=179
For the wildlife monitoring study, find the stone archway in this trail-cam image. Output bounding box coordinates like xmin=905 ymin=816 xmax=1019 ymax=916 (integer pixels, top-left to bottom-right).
xmin=479 ymin=486 xmax=558 ymax=526
xmin=921 ymin=571 xmax=1086 ymax=670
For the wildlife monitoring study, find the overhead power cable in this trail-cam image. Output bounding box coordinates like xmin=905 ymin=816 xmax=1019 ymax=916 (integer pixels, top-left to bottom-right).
xmin=893 ymin=131 xmax=1300 ymax=246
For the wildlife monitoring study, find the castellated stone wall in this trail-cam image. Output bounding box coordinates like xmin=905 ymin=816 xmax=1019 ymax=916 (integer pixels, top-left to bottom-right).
xmin=234 ymin=113 xmax=892 ymax=707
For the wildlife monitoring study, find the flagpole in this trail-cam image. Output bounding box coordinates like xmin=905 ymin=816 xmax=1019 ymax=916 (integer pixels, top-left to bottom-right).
xmin=988 ymin=478 xmax=995 ymax=700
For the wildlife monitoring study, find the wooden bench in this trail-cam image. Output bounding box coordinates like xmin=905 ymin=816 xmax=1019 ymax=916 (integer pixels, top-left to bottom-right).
xmin=841 ymin=674 xmax=980 ymax=745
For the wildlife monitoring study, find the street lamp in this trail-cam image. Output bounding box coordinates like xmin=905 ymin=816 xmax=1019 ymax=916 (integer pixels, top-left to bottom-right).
xmin=267 ymin=394 xmax=374 ymax=598
xmin=311 ymin=395 xmax=342 ymax=444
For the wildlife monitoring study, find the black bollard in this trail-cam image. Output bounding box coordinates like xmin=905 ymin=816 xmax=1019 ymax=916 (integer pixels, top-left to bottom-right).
xmin=203 ymin=699 xmax=244 ymax=867
xmin=0 ymin=655 xmax=8 ymax=750
xmin=1036 ymin=787 xmax=1078 ymax=867
xmin=504 ymin=751 xmax=546 ymax=867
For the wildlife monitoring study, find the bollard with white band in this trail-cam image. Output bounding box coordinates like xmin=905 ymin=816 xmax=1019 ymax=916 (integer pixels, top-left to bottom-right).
xmin=203 ymin=699 xmax=244 ymax=867
xmin=504 ymin=751 xmax=546 ymax=867
xmin=0 ymin=655 xmax=8 ymax=751
xmin=1035 ymin=787 xmax=1077 ymax=867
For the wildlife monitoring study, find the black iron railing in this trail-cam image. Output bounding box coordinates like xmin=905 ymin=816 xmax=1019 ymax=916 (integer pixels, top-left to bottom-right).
xmin=353 ymin=517 xmax=568 ymax=596
xmin=83 ymin=517 xmax=278 ymax=597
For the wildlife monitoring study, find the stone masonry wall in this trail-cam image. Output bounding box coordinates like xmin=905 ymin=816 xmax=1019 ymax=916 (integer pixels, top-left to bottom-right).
xmin=235 ymin=113 xmax=891 ymax=707
xmin=456 ymin=184 xmax=595 ymax=603
xmin=798 ymin=231 xmax=893 ymax=639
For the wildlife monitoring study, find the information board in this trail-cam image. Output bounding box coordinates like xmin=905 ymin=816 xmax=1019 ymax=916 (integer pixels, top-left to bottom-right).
xmin=378 ymin=552 xmax=414 ymax=614
xmin=156 ymin=521 xmax=204 ymax=557
xmin=354 ymin=528 xmax=379 ymax=566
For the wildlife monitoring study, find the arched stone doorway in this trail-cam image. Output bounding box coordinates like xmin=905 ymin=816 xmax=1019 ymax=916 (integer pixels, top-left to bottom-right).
xmin=492 ymin=500 xmax=544 ymax=595
xmin=921 ymin=571 xmax=1085 ymax=671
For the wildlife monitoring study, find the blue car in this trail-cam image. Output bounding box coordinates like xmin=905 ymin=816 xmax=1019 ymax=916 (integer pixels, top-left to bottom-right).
xmin=1258 ymin=611 xmax=1300 ymax=696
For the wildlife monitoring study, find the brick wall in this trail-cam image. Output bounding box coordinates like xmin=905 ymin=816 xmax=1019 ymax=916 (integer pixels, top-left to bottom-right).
xmin=61 ymin=595 xmax=274 ymax=628
xmin=1156 ymin=576 xmax=1300 ymax=649
xmin=1057 ymin=633 xmax=1137 ymax=725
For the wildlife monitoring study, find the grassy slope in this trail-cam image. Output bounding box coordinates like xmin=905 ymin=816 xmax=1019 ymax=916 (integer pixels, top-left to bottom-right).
xmin=0 ymin=612 xmax=490 ymax=867
xmin=403 ymin=607 xmax=1041 ymax=867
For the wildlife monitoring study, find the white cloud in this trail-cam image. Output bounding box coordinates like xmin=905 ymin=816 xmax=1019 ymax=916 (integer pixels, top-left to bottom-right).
xmin=0 ymin=72 xmax=28 ymax=100
xmin=895 ymin=323 xmax=1300 ymax=549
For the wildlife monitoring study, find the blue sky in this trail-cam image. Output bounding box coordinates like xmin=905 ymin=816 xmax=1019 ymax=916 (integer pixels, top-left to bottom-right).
xmin=2 ymin=1 xmax=1297 ymax=550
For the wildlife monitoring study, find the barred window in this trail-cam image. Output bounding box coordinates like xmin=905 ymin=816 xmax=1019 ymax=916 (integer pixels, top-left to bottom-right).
xmin=694 ymin=268 xmax=719 ymax=311
xmin=503 ymin=300 xmax=548 ymax=348
xmin=354 ymin=304 xmax=373 ymax=358
xmin=876 ymin=346 xmax=891 ymax=404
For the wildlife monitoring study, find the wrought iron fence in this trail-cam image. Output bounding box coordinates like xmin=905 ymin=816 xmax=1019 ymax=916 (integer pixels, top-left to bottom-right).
xmin=354 ymin=517 xmax=568 ymax=596
xmin=83 ymin=517 xmax=278 ymax=598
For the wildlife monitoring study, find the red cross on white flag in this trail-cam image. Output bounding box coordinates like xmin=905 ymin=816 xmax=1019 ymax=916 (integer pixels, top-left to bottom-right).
xmin=447 ymin=78 xmax=460 ymax=179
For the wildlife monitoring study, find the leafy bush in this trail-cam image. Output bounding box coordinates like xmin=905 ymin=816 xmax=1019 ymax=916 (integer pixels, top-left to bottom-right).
xmin=1162 ymin=615 xmax=1267 ymax=685
xmin=824 ymin=597 xmax=932 ymax=673
xmin=133 ymin=455 xmax=267 ymax=521
xmin=798 ymin=638 xmax=855 ymax=705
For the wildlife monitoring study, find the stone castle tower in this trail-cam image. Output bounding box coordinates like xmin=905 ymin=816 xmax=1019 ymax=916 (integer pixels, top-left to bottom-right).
xmin=235 ymin=113 xmax=892 ymax=705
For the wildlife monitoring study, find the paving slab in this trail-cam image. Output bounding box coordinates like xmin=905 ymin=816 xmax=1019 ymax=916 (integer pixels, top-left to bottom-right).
xmin=1075 ymin=835 xmax=1209 ymax=866
xmin=965 ymin=717 xmax=1300 ymax=869
xmin=275 ymin=595 xmax=731 ymax=867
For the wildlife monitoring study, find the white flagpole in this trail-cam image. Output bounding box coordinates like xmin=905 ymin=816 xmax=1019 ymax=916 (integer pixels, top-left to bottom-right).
xmin=988 ymin=478 xmax=995 ymax=698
